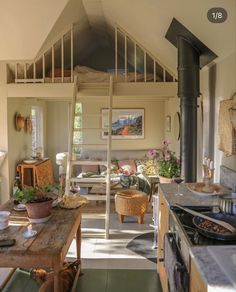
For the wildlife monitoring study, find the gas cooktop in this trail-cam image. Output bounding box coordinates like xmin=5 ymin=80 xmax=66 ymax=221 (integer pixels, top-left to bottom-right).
xmin=171 ymin=206 xmax=236 ymax=246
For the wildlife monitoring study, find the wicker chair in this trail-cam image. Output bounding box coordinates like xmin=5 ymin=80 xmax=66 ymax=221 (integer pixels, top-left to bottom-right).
xmin=115 ymin=189 xmax=148 ymax=224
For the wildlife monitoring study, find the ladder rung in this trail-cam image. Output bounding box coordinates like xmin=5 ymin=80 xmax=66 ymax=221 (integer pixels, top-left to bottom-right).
xmin=73 ymin=128 xmax=107 ymax=131
xmin=71 ymin=160 xmax=107 ymax=166
xmin=82 ymin=214 xmax=106 ymax=219
xmin=70 ymin=177 xmax=107 ymax=183
xmin=82 ymin=194 xmax=107 ymax=201
xmin=72 ymin=143 xmax=107 ymax=146
xmin=74 ymin=113 xmax=103 ymax=117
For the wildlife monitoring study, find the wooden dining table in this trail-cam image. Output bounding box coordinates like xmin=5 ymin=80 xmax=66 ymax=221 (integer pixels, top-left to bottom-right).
xmin=0 ymin=200 xmax=82 ymax=292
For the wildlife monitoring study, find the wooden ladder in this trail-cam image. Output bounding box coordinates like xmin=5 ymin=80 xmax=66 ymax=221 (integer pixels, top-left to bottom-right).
xmin=65 ymin=76 xmax=113 ymax=239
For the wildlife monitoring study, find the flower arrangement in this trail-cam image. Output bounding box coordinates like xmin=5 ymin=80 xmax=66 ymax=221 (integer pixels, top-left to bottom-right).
xmin=146 ymin=140 xmax=180 ymax=178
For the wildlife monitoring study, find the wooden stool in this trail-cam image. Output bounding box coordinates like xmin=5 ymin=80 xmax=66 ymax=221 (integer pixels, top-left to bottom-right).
xmin=115 ymin=189 xmax=148 ymax=224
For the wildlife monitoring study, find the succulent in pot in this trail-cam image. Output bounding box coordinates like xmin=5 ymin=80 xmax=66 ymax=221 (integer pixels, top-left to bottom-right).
xmin=14 ymin=185 xmax=56 ymax=219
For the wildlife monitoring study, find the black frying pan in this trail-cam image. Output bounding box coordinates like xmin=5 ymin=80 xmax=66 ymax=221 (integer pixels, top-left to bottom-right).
xmin=192 ymin=212 xmax=236 ymax=241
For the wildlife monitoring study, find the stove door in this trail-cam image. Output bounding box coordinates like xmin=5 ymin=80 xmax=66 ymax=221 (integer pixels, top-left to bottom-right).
xmin=164 ymin=233 xmax=189 ymax=292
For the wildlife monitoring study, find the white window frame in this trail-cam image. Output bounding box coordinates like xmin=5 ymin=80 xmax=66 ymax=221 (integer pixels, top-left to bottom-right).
xmin=31 ymin=106 xmax=44 ymax=157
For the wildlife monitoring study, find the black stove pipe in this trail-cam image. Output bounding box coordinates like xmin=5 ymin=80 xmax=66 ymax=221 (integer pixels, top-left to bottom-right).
xmin=177 ymin=37 xmax=200 ymax=182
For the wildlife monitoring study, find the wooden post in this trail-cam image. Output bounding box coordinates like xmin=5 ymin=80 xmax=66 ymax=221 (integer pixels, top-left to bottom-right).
xmin=134 ymin=43 xmax=137 ymax=82
xmin=42 ymin=54 xmax=45 ymax=82
xmin=115 ymin=27 xmax=118 ymax=77
xmin=61 ymin=36 xmax=64 ymax=83
xmin=71 ymin=25 xmax=74 ymax=82
xmin=124 ymin=34 xmax=127 ymax=81
xmin=33 ymin=63 xmax=36 ymax=83
xmin=144 ymin=52 xmax=146 ymax=82
xmin=65 ymin=77 xmax=78 ymax=195
xmin=52 ymin=46 xmax=55 ymax=83
xmin=105 ymin=76 xmax=113 ymax=239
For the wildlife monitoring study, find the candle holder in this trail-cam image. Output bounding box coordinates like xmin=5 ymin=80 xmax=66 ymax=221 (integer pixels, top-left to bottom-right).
xmin=202 ymin=162 xmax=215 ymax=192
xmin=23 ymin=224 xmax=37 ymax=239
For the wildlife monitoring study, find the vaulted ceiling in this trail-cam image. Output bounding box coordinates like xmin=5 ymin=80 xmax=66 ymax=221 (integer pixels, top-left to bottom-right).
xmin=0 ymin=0 xmax=235 ymax=74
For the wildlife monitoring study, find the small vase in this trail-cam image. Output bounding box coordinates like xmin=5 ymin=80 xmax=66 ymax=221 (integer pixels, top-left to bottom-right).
xmin=158 ymin=175 xmax=173 ymax=184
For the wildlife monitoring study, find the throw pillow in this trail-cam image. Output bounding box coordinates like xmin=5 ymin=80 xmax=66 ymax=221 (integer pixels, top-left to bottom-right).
xmin=118 ymin=159 xmax=137 ymax=173
xmin=142 ymin=159 xmax=158 ymax=176
xmin=135 ymin=159 xmax=146 ymax=174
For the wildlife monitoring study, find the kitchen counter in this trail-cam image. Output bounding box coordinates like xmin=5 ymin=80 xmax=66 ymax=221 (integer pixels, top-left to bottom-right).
xmin=159 ymin=182 xmax=217 ymax=207
xmin=159 ymin=183 xmax=236 ymax=292
xmin=190 ymin=246 xmax=236 ymax=292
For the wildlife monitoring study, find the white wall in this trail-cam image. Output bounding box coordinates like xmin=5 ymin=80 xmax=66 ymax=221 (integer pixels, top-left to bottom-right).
xmin=46 ymin=101 xmax=70 ymax=181
xmin=79 ymin=96 xmax=166 ymax=151
xmin=201 ymin=52 xmax=236 ymax=182
xmin=164 ymin=96 xmax=180 ymax=157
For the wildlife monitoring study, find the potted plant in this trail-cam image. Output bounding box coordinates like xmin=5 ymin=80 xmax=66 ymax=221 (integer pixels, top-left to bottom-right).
xmin=147 ymin=140 xmax=180 ymax=183
xmin=14 ymin=185 xmax=56 ymax=219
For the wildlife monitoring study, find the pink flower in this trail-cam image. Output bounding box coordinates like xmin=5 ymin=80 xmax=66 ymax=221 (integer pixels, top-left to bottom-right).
xmin=164 ymin=153 xmax=171 ymax=161
xmin=162 ymin=140 xmax=170 ymax=146
xmin=146 ymin=149 xmax=160 ymax=159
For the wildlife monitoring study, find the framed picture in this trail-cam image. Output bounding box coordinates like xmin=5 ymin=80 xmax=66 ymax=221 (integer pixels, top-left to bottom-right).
xmin=166 ymin=115 xmax=171 ymax=132
xmin=102 ymin=108 xmax=144 ymax=139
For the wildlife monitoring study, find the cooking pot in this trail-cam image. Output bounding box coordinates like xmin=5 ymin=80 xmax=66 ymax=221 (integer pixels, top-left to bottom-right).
xmin=192 ymin=212 xmax=236 ymax=241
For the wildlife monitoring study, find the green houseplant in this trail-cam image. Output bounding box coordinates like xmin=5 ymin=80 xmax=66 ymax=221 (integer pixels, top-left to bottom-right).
xmin=14 ymin=185 xmax=56 ymax=219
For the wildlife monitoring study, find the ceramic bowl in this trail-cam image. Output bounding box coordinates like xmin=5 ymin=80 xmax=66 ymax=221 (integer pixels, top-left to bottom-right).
xmin=0 ymin=211 xmax=10 ymax=230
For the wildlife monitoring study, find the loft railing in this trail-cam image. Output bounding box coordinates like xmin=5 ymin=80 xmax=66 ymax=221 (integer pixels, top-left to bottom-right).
xmin=6 ymin=25 xmax=74 ymax=84
xmin=115 ymin=25 xmax=177 ymax=82
xmin=6 ymin=23 xmax=177 ymax=84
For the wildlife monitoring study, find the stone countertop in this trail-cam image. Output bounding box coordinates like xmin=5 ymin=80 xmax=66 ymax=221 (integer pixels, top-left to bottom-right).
xmin=159 ymin=182 xmax=217 ymax=207
xmin=159 ymin=183 xmax=236 ymax=291
xmin=190 ymin=247 xmax=236 ymax=292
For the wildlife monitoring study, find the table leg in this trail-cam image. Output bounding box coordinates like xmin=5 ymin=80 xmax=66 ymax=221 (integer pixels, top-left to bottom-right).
xmin=76 ymin=221 xmax=81 ymax=261
xmin=149 ymin=183 xmax=154 ymax=202
xmin=54 ymin=268 xmax=61 ymax=292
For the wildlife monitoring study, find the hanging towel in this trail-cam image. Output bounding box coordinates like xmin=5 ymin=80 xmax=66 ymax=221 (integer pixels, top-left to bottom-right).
xmin=218 ymin=99 xmax=236 ymax=156
xmin=164 ymin=233 xmax=189 ymax=292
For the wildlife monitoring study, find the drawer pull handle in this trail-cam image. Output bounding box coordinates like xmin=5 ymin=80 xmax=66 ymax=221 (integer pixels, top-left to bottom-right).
xmin=159 ymin=258 xmax=164 ymax=262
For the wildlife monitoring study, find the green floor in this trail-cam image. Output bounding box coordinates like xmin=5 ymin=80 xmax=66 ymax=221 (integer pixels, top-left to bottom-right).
xmin=2 ymin=268 xmax=162 ymax=292
xmin=76 ymin=269 xmax=162 ymax=292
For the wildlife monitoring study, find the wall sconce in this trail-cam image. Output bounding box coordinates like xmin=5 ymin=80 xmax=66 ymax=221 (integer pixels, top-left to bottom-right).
xmin=15 ymin=113 xmax=25 ymax=131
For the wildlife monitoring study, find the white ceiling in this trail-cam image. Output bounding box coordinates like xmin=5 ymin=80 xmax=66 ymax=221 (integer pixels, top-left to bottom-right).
xmin=0 ymin=0 xmax=70 ymax=61
xmin=87 ymin=0 xmax=236 ymax=72
xmin=0 ymin=0 xmax=235 ymax=72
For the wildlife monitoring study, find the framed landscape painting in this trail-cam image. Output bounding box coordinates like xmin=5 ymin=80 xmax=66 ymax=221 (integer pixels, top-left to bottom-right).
xmin=102 ymin=108 xmax=144 ymax=139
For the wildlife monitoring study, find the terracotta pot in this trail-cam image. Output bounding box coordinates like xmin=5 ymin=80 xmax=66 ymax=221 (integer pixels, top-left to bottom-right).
xmin=158 ymin=176 xmax=173 ymax=184
xmin=25 ymin=199 xmax=53 ymax=219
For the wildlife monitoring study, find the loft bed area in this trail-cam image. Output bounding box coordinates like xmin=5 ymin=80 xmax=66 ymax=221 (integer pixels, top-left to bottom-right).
xmin=6 ymin=26 xmax=176 ymax=85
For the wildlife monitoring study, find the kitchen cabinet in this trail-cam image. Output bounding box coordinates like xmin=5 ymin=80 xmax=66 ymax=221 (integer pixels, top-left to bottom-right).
xmin=190 ymin=259 xmax=207 ymax=292
xmin=157 ymin=189 xmax=169 ymax=292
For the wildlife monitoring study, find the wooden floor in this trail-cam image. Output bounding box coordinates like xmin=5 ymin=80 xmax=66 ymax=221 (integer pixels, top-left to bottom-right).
xmin=2 ymin=269 xmax=162 ymax=292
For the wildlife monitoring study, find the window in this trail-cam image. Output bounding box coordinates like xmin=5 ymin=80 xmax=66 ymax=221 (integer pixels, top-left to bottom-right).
xmin=73 ymin=102 xmax=82 ymax=154
xmin=31 ymin=106 xmax=43 ymax=157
